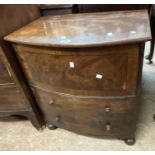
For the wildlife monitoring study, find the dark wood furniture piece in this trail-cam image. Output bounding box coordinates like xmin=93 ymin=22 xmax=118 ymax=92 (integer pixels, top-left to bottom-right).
xmin=77 ymin=4 xmax=154 ymax=63
xmin=77 ymin=4 xmax=149 ymax=13
xmin=5 ymin=10 xmax=151 ymax=145
xmin=39 ymin=4 xmax=78 ymax=16
xmin=0 ymin=4 xmax=44 ymax=129
xmin=145 ymin=5 xmax=155 ymax=63
xmin=40 ymin=4 xmax=153 ymax=63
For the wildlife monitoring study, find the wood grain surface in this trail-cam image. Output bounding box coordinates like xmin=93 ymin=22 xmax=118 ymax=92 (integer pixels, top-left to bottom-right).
xmin=13 ymin=44 xmax=139 ymax=97
xmin=5 ymin=10 xmax=151 ymax=48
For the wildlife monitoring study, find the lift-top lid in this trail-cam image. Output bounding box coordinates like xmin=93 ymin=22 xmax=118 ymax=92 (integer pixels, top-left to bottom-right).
xmin=4 ymin=10 xmax=151 ymax=48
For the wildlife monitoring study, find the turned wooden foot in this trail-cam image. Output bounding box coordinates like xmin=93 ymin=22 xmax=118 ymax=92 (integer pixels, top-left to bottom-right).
xmin=153 ymin=114 xmax=155 ymax=121
xmin=124 ymin=138 xmax=135 ymax=145
xmin=47 ymin=123 xmax=58 ymax=130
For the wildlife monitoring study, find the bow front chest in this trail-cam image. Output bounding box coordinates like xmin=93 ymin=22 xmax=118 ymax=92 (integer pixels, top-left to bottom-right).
xmin=4 ymin=10 xmax=151 ymax=145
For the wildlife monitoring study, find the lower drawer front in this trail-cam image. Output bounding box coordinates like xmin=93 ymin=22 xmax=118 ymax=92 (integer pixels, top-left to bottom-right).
xmin=33 ymin=88 xmax=138 ymax=138
xmin=0 ymin=86 xmax=30 ymax=112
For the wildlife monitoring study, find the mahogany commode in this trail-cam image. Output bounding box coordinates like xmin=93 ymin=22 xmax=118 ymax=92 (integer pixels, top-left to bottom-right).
xmin=4 ymin=10 xmax=151 ymax=145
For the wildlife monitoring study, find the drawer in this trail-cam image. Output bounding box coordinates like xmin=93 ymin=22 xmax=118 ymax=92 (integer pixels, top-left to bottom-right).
xmin=33 ymin=88 xmax=138 ymax=137
xmin=14 ymin=44 xmax=139 ymax=96
xmin=0 ymin=85 xmax=30 ymax=112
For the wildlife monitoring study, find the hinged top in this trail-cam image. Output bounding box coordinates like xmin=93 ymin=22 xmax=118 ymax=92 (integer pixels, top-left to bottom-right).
xmin=4 ymin=10 xmax=151 ymax=48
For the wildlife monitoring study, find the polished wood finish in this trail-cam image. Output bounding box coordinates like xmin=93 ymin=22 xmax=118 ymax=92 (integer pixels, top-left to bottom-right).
xmin=5 ymin=10 xmax=151 ymax=144
xmin=9 ymin=43 xmax=143 ymax=142
xmin=32 ymin=88 xmax=138 ymax=138
xmin=5 ymin=10 xmax=151 ymax=48
xmin=12 ymin=44 xmax=139 ymax=97
xmin=0 ymin=4 xmax=44 ymax=129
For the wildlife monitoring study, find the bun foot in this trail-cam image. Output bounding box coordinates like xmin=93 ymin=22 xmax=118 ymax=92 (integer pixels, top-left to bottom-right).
xmin=47 ymin=124 xmax=57 ymax=130
xmin=124 ymin=138 xmax=135 ymax=145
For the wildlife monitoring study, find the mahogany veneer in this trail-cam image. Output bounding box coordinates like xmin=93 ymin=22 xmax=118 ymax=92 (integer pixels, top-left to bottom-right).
xmin=5 ymin=10 xmax=151 ymax=145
